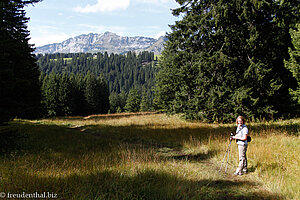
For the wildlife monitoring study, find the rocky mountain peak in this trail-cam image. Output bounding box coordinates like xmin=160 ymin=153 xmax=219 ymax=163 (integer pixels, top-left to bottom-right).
xmin=35 ymin=32 xmax=166 ymax=55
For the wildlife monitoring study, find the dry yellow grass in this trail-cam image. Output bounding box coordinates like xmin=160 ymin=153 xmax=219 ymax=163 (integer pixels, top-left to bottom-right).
xmin=1 ymin=113 xmax=298 ymax=199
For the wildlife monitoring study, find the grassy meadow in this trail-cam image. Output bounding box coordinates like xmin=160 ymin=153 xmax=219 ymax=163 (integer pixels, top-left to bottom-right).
xmin=0 ymin=113 xmax=299 ymax=199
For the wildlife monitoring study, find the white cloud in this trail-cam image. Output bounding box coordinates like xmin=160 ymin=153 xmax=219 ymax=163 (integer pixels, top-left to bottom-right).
xmin=30 ymin=33 xmax=72 ymax=47
xmin=135 ymin=0 xmax=172 ymax=4
xmin=28 ymin=26 xmax=73 ymax=47
xmin=78 ymin=24 xmax=127 ymax=35
xmin=74 ymin=0 xmax=130 ymax=13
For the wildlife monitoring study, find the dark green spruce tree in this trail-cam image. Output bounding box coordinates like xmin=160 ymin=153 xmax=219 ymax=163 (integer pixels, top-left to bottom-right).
xmin=74 ymin=74 xmax=87 ymax=116
xmin=69 ymin=73 xmax=86 ymax=116
xmin=84 ymin=72 xmax=110 ymax=115
xmin=85 ymin=71 xmax=102 ymax=114
xmin=140 ymin=87 xmax=151 ymax=112
xmin=109 ymin=91 xmax=119 ymax=113
xmin=124 ymin=87 xmax=141 ymax=112
xmin=42 ymin=72 xmax=60 ymax=117
xmin=117 ymin=91 xmax=127 ymax=112
xmin=155 ymin=0 xmax=300 ymax=122
xmin=58 ymin=73 xmax=72 ymax=116
xmin=109 ymin=91 xmax=127 ymax=113
xmin=0 ymin=0 xmax=41 ymax=124
xmin=285 ymin=24 xmax=300 ymax=105
xmin=97 ymin=74 xmax=110 ymax=114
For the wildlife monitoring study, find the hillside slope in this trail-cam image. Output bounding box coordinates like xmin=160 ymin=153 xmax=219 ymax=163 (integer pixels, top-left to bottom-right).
xmin=35 ymin=32 xmax=166 ymax=54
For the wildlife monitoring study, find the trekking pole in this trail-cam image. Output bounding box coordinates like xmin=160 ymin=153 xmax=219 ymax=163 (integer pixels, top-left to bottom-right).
xmin=219 ymin=133 xmax=233 ymax=173
xmin=224 ymin=140 xmax=232 ymax=173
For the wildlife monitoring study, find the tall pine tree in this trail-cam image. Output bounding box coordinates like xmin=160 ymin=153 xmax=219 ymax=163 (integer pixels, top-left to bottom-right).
xmin=285 ymin=24 xmax=300 ymax=105
xmin=140 ymin=87 xmax=151 ymax=112
xmin=97 ymin=74 xmax=110 ymax=114
xmin=124 ymin=87 xmax=141 ymax=112
xmin=155 ymin=0 xmax=300 ymax=122
xmin=1 ymin=0 xmax=41 ymax=124
xmin=42 ymin=72 xmax=60 ymax=117
xmin=85 ymin=71 xmax=102 ymax=114
xmin=58 ymin=73 xmax=72 ymax=116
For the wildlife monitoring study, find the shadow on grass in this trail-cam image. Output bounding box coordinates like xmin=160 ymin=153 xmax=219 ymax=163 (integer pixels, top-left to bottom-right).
xmin=5 ymin=168 xmax=283 ymax=200
xmin=74 ymin=112 xmax=300 ymax=136
xmin=0 ymin=118 xmax=289 ymax=199
xmin=1 ymin=116 xmax=298 ymax=169
xmin=1 ymin=120 xmax=229 ymax=156
xmin=248 ymin=122 xmax=300 ymax=136
xmin=0 ymin=126 xmax=28 ymax=154
xmin=167 ymin=150 xmax=217 ymax=162
xmin=80 ymin=124 xmax=232 ymax=148
xmin=2 ymin=117 xmax=298 ymax=158
xmin=0 ymin=122 xmax=114 ymax=157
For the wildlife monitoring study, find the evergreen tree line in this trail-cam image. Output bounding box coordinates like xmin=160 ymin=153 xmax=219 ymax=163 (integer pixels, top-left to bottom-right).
xmin=154 ymin=0 xmax=300 ymax=122
xmin=36 ymin=51 xmax=157 ymax=96
xmin=40 ymin=72 xmax=109 ymax=117
xmin=109 ymin=86 xmax=153 ymax=113
xmin=40 ymin=71 xmax=154 ymax=117
xmin=36 ymin=51 xmax=157 ymax=115
xmin=2 ymin=0 xmax=300 ymax=124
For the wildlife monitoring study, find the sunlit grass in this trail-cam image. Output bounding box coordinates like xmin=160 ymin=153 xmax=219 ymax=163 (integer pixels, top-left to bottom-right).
xmin=0 ymin=113 xmax=299 ymax=199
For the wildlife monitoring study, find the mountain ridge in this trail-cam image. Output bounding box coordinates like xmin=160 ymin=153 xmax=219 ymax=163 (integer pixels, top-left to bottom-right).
xmin=34 ymin=32 xmax=167 ymax=55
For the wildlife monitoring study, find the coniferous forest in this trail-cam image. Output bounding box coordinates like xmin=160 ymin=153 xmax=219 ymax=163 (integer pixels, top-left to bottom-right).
xmin=1 ymin=0 xmax=300 ymax=123
xmin=37 ymin=52 xmax=157 ymax=116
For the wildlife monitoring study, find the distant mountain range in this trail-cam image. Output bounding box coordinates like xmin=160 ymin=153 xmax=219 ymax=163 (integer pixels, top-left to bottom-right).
xmin=34 ymin=32 xmax=167 ymax=55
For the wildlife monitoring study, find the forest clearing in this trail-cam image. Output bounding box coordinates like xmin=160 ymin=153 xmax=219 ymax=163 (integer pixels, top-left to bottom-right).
xmin=2 ymin=1 xmax=300 ymax=199
xmin=0 ymin=113 xmax=299 ymax=199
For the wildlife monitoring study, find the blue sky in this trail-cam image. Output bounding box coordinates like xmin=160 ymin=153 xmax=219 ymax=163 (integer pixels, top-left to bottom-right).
xmin=25 ymin=0 xmax=180 ymax=47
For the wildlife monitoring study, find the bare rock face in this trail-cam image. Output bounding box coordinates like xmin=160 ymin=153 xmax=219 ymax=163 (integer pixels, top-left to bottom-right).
xmin=35 ymin=32 xmax=166 ymax=54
